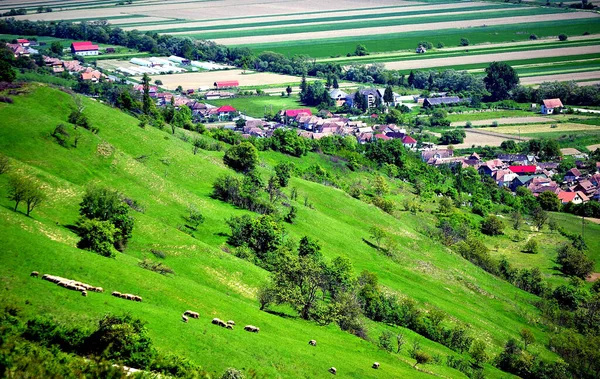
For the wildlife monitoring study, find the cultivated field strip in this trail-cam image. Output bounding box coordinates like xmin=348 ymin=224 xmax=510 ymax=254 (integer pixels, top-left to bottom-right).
xmin=155 ymin=6 xmax=549 ymax=37
xmin=520 ymin=71 xmax=600 ymax=85
xmin=11 ymin=0 xmax=418 ymax=21
xmin=383 ymin=45 xmax=600 ymax=70
xmin=121 ymin=1 xmax=500 ymax=31
xmin=211 ymin=11 xmax=600 ymax=45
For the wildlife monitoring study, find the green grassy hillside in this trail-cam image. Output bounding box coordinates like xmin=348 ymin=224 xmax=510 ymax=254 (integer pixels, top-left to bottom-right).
xmin=0 ymin=84 xmax=569 ymax=377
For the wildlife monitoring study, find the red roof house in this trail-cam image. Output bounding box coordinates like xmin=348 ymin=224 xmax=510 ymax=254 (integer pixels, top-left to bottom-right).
xmin=541 ymin=98 xmax=563 ymax=114
xmin=214 ymin=81 xmax=239 ymax=89
xmin=284 ymin=108 xmax=312 ymax=118
xmin=71 ymin=41 xmax=99 ymax=56
xmin=374 ymin=133 xmax=391 ymax=141
xmin=402 ymin=135 xmax=417 ymax=146
xmin=509 ymin=165 xmax=537 ymax=174
xmin=16 ymin=39 xmax=30 ymax=47
xmin=217 ymin=105 xmax=236 ymax=113
xmin=557 ymin=190 xmax=589 ymax=204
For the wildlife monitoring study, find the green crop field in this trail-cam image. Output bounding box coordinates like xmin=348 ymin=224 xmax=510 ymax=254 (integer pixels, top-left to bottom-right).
xmin=1 ymin=83 xmax=583 ymax=377
xmin=244 ymin=19 xmax=600 ymax=58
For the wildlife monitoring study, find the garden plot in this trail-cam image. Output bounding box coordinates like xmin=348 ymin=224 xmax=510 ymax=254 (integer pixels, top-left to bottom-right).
xmin=520 ymin=71 xmax=600 ymax=85
xmin=135 ymin=70 xmax=312 ymax=91
xmin=450 ymin=117 xmax=553 ymax=127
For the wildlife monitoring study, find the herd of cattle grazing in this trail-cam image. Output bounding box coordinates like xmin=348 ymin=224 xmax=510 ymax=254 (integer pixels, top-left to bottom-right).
xmin=32 ymin=271 xmax=381 ymax=374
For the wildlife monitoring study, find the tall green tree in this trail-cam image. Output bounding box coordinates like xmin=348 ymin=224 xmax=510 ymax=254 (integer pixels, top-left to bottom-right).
xmin=223 ymin=142 xmax=259 ymax=173
xmin=483 ymin=62 xmax=520 ymax=101
xmin=383 ymin=85 xmax=394 ymax=105
xmin=141 ymin=73 xmax=153 ymax=115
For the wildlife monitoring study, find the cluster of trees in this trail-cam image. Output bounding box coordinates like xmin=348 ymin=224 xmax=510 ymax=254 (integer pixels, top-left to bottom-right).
xmin=299 ymin=78 xmax=333 ymax=108
xmin=76 ymin=187 xmax=135 ymax=257
xmin=439 ymin=129 xmax=465 ymax=145
xmin=512 ymin=80 xmax=600 ymax=106
xmin=6 ymin=173 xmax=45 ymax=217
xmin=1 ymin=308 xmax=211 ymax=377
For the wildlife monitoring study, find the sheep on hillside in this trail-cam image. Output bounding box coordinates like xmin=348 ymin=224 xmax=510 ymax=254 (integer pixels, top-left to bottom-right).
xmin=30 ymin=271 xmax=39 ymax=278
xmin=182 ymin=314 xmax=189 ymax=323
xmin=329 ymin=367 xmax=337 ymax=375
xmin=309 ymin=340 xmax=317 ymax=346
xmin=372 ymin=362 xmax=380 ymax=369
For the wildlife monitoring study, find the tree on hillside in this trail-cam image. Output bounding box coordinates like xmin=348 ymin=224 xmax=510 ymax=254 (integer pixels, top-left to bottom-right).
xmin=484 ymin=62 xmax=520 ymax=101
xmin=7 ymin=173 xmax=44 ymax=216
xmin=0 ymin=153 xmax=10 ymax=174
xmin=141 ymin=73 xmax=153 ymax=115
xmin=223 ymin=142 xmax=259 ymax=173
xmin=354 ymin=44 xmax=368 ymax=56
xmin=520 ymin=328 xmax=535 ymax=350
xmin=532 ymin=206 xmax=548 ymax=231
xmin=300 ymin=74 xmax=307 ymax=96
xmin=50 ymin=41 xmax=63 ymax=55
xmin=79 ymin=186 xmax=134 ymax=252
xmin=538 ymin=191 xmax=561 ymax=211
xmin=481 ymin=215 xmax=504 ymax=236
xmin=557 ymin=244 xmax=594 ymax=279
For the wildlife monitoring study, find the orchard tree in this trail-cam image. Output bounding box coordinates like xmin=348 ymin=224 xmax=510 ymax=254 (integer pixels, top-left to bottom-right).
xmin=7 ymin=173 xmax=45 ymax=216
xmin=532 ymin=206 xmax=548 ymax=231
xmin=484 ymin=62 xmax=520 ymax=101
xmin=538 ymin=191 xmax=561 ymax=211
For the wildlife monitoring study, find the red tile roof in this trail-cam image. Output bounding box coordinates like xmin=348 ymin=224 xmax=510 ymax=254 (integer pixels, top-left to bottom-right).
xmin=509 ymin=165 xmax=537 ymax=174
xmin=542 ymin=98 xmax=563 ymax=108
xmin=375 ymin=134 xmax=391 ymax=140
xmin=285 ymin=108 xmax=312 ymax=117
xmin=217 ymin=105 xmax=236 ymax=112
xmin=71 ymin=41 xmax=99 ymax=51
xmin=566 ymin=168 xmax=582 ymax=177
xmin=214 ymin=80 xmax=239 ymax=88
xmin=557 ymin=191 xmax=588 ymax=203
xmin=17 ymin=39 xmax=29 ymax=43
xmin=402 ymin=135 xmax=417 ymax=144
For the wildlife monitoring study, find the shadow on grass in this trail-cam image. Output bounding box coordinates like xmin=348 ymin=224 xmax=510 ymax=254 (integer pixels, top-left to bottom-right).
xmin=264 ymin=309 xmax=297 ymax=320
xmin=362 ymin=238 xmax=379 ymax=250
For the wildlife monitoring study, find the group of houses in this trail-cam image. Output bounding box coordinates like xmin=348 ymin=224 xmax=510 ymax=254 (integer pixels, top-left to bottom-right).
xmin=42 ymin=55 xmax=106 ymax=82
xmin=421 ymin=150 xmax=600 ymax=204
xmin=5 ymin=38 xmax=38 ymax=58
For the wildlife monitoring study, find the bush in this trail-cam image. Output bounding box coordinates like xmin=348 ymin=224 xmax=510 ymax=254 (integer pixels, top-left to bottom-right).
xmin=522 ymin=239 xmax=538 ymax=254
xmin=414 ymin=350 xmax=431 ymax=367
xmin=378 ymin=330 xmax=394 ymax=352
xmin=138 ymin=258 xmax=174 ymax=275
xmin=223 ymin=142 xmax=259 ymax=173
xmin=284 ymin=206 xmax=297 ymax=224
xmin=530 ymin=34 xmax=538 ymax=40
xmin=460 ymin=38 xmax=470 ymax=46
xmin=481 ymin=215 xmax=504 ymax=236
xmin=0 ymin=152 xmax=11 ymax=174
xmin=558 ymin=34 xmax=568 ymax=41
xmin=76 ymin=218 xmax=117 ymax=257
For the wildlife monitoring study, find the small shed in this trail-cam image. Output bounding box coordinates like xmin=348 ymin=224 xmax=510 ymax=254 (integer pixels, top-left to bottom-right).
xmin=541 ymin=98 xmax=563 ymax=115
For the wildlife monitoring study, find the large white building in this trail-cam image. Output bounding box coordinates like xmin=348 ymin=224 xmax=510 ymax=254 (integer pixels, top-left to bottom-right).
xmin=71 ymin=41 xmax=99 ymax=56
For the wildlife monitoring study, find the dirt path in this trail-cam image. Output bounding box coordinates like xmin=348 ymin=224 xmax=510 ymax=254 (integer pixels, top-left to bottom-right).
xmin=209 ymin=12 xmax=599 ymax=45
xmin=586 ymin=272 xmax=600 ymax=282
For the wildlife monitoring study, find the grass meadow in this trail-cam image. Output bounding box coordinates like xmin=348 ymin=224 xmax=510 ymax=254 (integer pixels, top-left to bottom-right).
xmin=0 ymin=84 xmax=576 ymax=377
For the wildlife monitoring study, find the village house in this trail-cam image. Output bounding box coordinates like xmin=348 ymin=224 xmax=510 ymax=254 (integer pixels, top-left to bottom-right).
xmin=510 ymin=174 xmax=547 ymax=192
xmin=281 ymin=108 xmax=312 ymax=124
xmin=564 ymin=168 xmax=582 ymax=183
xmin=205 ymin=90 xmax=234 ymax=100
xmin=215 ymin=105 xmax=237 ymax=119
xmin=509 ymin=165 xmax=537 ymax=175
xmin=133 ymin=84 xmax=158 ymax=98
xmin=329 ymin=89 xmax=348 ymax=106
xmin=71 ymin=41 xmax=99 ymax=56
xmin=401 ymin=135 xmax=417 ymax=149
xmin=359 ymin=89 xmax=381 ymax=108
xmin=6 ymin=43 xmax=29 ymax=58
xmin=570 ymin=179 xmax=597 ymax=197
xmin=557 ymin=191 xmax=589 ymax=205
xmin=492 ymin=169 xmax=518 ymax=188
xmin=80 ymin=69 xmax=104 ymax=82
xmin=541 ymin=98 xmax=563 ymax=115
xmin=214 ymin=80 xmax=239 ymax=89
xmin=422 ymin=149 xmax=454 ymax=164
xmin=528 ymin=177 xmax=560 ymax=196
xmin=16 ymin=39 xmax=30 ymax=47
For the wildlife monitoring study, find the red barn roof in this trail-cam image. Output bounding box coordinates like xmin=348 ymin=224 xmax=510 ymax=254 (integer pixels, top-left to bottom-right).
xmin=285 ymin=108 xmax=312 ymax=117
xmin=71 ymin=41 xmax=99 ymax=51
xmin=17 ymin=39 xmax=29 ymax=43
xmin=542 ymin=98 xmax=563 ymax=108
xmin=217 ymin=105 xmax=236 ymax=112
xmin=402 ymin=135 xmax=417 ymax=144
xmin=214 ymin=80 xmax=239 ymax=88
xmin=509 ymin=165 xmax=536 ymax=174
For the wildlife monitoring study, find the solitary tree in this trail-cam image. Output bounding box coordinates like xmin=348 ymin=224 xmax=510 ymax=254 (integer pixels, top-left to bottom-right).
xmin=481 ymin=215 xmax=505 ymax=236
xmin=383 ymin=85 xmax=394 ymax=105
xmin=285 ymin=85 xmax=292 ymax=97
xmin=413 ymin=351 xmax=431 ymax=368
xmin=532 ymin=206 xmax=548 ymax=231
xmin=520 ymin=328 xmax=535 ymax=349
xmin=369 ymin=226 xmax=387 ymax=250
xmin=470 ymin=340 xmax=488 ymax=368
xmin=8 ymin=174 xmax=44 ymax=216
xmin=223 ymin=142 xmax=259 ymax=173
xmin=484 ymin=62 xmax=520 ymax=101
xmin=538 ymin=191 xmax=561 ymax=211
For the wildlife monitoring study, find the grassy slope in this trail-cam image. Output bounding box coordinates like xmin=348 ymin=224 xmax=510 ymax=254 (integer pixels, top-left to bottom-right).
xmin=0 ymin=84 xmax=569 ymax=377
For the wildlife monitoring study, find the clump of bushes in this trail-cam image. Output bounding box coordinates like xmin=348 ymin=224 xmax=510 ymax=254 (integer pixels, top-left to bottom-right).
xmin=139 ymin=258 xmax=174 ymax=275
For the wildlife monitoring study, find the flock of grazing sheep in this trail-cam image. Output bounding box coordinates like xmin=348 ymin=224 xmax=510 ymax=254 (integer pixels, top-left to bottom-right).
xmin=32 ymin=271 xmax=381 ymax=375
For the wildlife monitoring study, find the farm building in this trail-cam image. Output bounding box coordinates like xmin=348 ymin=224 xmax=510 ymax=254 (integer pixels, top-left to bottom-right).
xmin=214 ymin=81 xmax=239 ymax=89
xmin=329 ymin=89 xmax=348 ymax=106
xmin=71 ymin=41 xmax=99 ymax=56
xmin=541 ymin=98 xmax=563 ymax=114
xmin=423 ymin=97 xmax=462 ymax=107
xmin=168 ymin=55 xmax=191 ymax=65
xmin=130 ymin=58 xmax=153 ymax=67
xmin=149 ymin=57 xmax=173 ymax=66
xmin=17 ymin=39 xmax=30 ymax=47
